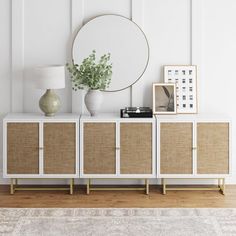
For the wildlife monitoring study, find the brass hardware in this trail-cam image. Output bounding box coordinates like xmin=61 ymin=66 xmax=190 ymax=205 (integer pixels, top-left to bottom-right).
xmin=145 ymin=179 xmax=149 ymax=195
xmin=162 ymin=178 xmax=225 ymax=195
xmin=89 ymin=187 xmax=146 ymax=191
xmin=87 ymin=179 xmax=90 ymax=195
xmin=14 ymin=187 xmax=70 ymax=191
xmin=87 ymin=178 xmax=149 ymax=194
xmin=162 ymin=178 xmax=166 ymax=195
xmin=70 ymin=178 xmax=74 ymax=195
xmin=164 ymin=187 xmax=221 ymax=191
xmin=219 ymin=178 xmax=226 ymax=195
xmin=9 ymin=178 xmax=74 ymax=195
xmin=10 ymin=179 xmax=14 ymax=195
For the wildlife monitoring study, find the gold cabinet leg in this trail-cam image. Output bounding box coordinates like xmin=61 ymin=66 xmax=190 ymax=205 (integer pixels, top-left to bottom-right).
xmin=69 ymin=178 xmax=74 ymax=195
xmin=87 ymin=179 xmax=90 ymax=195
xmin=223 ymin=178 xmax=226 ymax=195
xmin=162 ymin=178 xmax=166 ymax=195
xmin=145 ymin=179 xmax=149 ymax=195
xmin=10 ymin=179 xmax=14 ymax=195
xmin=220 ymin=178 xmax=225 ymax=195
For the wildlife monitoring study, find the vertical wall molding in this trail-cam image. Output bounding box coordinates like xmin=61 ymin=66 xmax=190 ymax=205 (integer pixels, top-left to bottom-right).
xmin=71 ymin=0 xmax=84 ymax=31
xmin=191 ymin=0 xmax=203 ymax=65
xmin=131 ymin=0 xmax=144 ymax=107
xmin=71 ymin=0 xmax=85 ymax=114
xmin=131 ymin=0 xmax=143 ymax=27
xmin=191 ymin=0 xmax=203 ymax=113
xmin=11 ymin=0 xmax=24 ymax=112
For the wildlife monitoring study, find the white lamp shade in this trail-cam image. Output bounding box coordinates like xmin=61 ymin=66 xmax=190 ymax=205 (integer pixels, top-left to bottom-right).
xmin=35 ymin=65 xmax=65 ymax=89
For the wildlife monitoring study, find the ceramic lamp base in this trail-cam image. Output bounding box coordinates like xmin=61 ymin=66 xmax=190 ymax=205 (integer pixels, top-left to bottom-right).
xmin=39 ymin=89 xmax=61 ymax=117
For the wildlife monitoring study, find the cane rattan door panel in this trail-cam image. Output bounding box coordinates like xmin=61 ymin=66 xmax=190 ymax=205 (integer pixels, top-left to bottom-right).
xmin=160 ymin=123 xmax=193 ymax=174
xmin=7 ymin=123 xmax=39 ymax=174
xmin=120 ymin=123 xmax=152 ymax=174
xmin=197 ymin=123 xmax=229 ymax=174
xmin=83 ymin=123 xmax=116 ymax=174
xmin=43 ymin=123 xmax=76 ymax=174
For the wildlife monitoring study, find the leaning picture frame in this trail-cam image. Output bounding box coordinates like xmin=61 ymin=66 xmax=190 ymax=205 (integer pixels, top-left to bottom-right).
xmin=152 ymin=83 xmax=177 ymax=115
xmin=164 ymin=65 xmax=198 ymax=114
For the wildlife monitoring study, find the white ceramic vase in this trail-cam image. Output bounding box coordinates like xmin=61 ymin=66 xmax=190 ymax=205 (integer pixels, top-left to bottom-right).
xmin=84 ymin=89 xmax=103 ymax=116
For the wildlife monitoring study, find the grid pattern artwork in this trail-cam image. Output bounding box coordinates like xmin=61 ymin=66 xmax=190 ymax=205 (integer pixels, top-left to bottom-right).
xmin=164 ymin=65 xmax=197 ymax=113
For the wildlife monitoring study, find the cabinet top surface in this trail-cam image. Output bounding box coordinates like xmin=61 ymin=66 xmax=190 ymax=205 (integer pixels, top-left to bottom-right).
xmin=81 ymin=113 xmax=155 ymax=121
xmin=4 ymin=113 xmax=80 ymax=121
xmin=156 ymin=114 xmax=231 ymax=122
xmin=3 ymin=112 xmax=231 ymax=122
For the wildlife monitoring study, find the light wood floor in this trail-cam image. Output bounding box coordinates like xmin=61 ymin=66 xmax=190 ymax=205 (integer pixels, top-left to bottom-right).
xmin=1 ymin=185 xmax=236 ymax=208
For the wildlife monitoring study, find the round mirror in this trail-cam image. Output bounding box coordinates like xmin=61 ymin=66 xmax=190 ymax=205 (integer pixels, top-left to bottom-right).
xmin=72 ymin=15 xmax=149 ymax=92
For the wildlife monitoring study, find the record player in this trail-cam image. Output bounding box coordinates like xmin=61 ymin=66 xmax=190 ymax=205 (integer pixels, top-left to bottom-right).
xmin=120 ymin=107 xmax=153 ymax=118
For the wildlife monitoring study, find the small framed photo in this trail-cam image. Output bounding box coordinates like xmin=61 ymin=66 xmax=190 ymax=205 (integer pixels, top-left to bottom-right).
xmin=164 ymin=65 xmax=198 ymax=114
xmin=153 ymin=83 xmax=177 ymax=114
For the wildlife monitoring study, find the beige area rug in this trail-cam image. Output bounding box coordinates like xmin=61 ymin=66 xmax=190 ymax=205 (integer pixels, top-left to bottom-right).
xmin=0 ymin=208 xmax=236 ymax=236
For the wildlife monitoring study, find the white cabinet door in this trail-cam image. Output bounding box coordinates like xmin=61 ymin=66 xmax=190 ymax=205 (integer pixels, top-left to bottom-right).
xmin=80 ymin=119 xmax=155 ymax=178
xmin=159 ymin=122 xmax=194 ymax=175
xmin=120 ymin=122 xmax=153 ymax=175
xmin=197 ymin=122 xmax=230 ymax=175
xmin=6 ymin=122 xmax=40 ymax=175
xmin=82 ymin=122 xmax=117 ymax=176
xmin=43 ymin=122 xmax=76 ymax=175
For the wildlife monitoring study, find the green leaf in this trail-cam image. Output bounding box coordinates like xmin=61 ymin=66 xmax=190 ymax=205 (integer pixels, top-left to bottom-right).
xmin=66 ymin=50 xmax=112 ymax=91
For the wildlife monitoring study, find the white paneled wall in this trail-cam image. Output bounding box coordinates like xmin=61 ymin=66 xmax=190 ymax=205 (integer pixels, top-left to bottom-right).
xmin=0 ymin=0 xmax=235 ymax=184
xmin=133 ymin=0 xmax=191 ymax=107
xmin=200 ymin=0 xmax=236 ymax=185
xmin=24 ymin=0 xmax=72 ymax=113
xmin=0 ymin=0 xmax=11 ymax=183
xmin=11 ymin=0 xmax=193 ymax=114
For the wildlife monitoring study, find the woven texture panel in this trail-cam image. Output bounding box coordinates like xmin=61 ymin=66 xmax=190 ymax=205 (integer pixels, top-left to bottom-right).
xmin=160 ymin=123 xmax=193 ymax=174
xmin=44 ymin=123 xmax=76 ymax=174
xmin=120 ymin=123 xmax=152 ymax=174
xmin=84 ymin=123 xmax=116 ymax=174
xmin=197 ymin=123 xmax=229 ymax=174
xmin=7 ymin=123 xmax=39 ymax=174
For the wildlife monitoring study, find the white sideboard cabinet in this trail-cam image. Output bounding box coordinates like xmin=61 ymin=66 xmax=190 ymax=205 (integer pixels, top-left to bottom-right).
xmin=2 ymin=113 xmax=231 ymax=196
xmin=80 ymin=113 xmax=156 ymax=194
xmin=3 ymin=113 xmax=79 ymax=194
xmin=157 ymin=115 xmax=231 ymax=194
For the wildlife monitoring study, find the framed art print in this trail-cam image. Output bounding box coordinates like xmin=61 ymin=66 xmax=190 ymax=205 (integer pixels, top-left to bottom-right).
xmin=164 ymin=65 xmax=198 ymax=114
xmin=153 ymin=83 xmax=176 ymax=115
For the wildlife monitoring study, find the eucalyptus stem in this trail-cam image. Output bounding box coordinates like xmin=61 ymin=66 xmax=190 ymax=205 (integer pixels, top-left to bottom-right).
xmin=66 ymin=50 xmax=112 ymax=91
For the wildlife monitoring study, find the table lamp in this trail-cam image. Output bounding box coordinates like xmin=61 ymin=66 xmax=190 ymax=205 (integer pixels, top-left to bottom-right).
xmin=35 ymin=65 xmax=65 ymax=117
